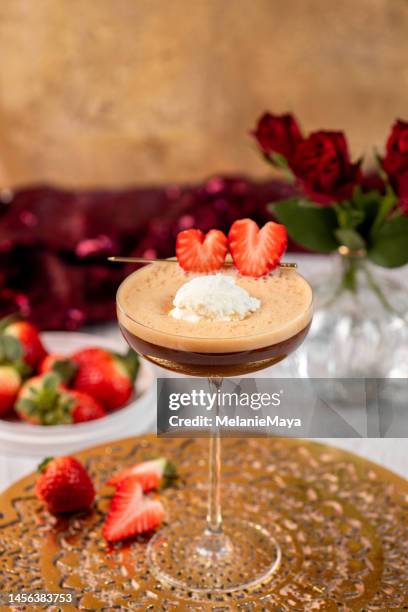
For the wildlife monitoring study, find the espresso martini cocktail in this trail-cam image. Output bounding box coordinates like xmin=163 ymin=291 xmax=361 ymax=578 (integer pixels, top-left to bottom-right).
xmin=117 ymin=261 xmax=312 ymax=377
xmin=115 ymin=219 xmax=313 ymax=596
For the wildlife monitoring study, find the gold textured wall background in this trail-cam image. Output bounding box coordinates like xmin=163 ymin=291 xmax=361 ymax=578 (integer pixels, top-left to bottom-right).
xmin=0 ymin=0 xmax=407 ymax=188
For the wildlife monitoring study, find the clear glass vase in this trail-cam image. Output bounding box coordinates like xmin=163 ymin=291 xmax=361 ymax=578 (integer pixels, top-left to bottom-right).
xmin=297 ymin=248 xmax=408 ymax=380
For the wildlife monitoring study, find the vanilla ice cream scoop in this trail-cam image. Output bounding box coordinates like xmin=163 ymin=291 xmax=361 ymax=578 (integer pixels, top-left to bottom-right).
xmin=169 ymin=274 xmax=261 ymax=322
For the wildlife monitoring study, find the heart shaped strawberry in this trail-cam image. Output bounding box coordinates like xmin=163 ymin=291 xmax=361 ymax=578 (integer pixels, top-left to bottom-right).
xmin=228 ymin=219 xmax=287 ymax=277
xmin=176 ymin=229 xmax=228 ymax=273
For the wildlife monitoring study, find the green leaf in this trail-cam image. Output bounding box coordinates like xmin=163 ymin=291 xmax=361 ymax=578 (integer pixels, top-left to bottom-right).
xmin=161 ymin=460 xmax=179 ymax=490
xmin=51 ymin=359 xmax=78 ymax=384
xmin=270 ymin=152 xmax=289 ymax=170
xmin=373 ymin=148 xmax=388 ymax=181
xmin=333 ymin=201 xmax=365 ymax=230
xmin=42 ymin=373 xmax=60 ymax=390
xmin=16 ymin=398 xmax=37 ymax=415
xmin=268 ymin=153 xmax=295 ymax=182
xmin=270 ymin=198 xmax=339 ymax=252
xmin=13 ymin=360 xmax=31 ymax=379
xmin=368 ymin=215 xmax=408 ymax=268
xmin=370 ymin=187 xmax=397 ymax=238
xmin=38 ymin=457 xmax=53 ymax=473
xmin=122 ymin=349 xmax=140 ymax=383
xmin=353 ymin=191 xmax=384 ymax=238
xmin=0 ymin=336 xmax=23 ymax=363
xmin=335 ymin=229 xmax=366 ymax=251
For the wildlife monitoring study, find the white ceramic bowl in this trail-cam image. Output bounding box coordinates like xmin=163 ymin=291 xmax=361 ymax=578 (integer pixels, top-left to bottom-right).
xmin=0 ymin=332 xmax=156 ymax=457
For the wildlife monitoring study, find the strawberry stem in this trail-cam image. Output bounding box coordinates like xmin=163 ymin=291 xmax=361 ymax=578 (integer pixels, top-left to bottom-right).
xmin=51 ymin=359 xmax=79 ymax=384
xmin=0 ymin=335 xmax=24 ymax=363
xmin=117 ymin=349 xmax=139 ymax=382
xmin=38 ymin=457 xmax=53 ymax=473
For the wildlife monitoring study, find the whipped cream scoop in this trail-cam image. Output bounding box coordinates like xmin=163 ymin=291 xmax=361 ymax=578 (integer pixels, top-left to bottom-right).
xmin=169 ymin=274 xmax=261 ymax=322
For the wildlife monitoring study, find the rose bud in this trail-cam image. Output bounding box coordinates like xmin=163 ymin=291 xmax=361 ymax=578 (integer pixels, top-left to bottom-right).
xmin=252 ymin=112 xmax=303 ymax=163
xmin=382 ymin=119 xmax=408 ymax=213
xmin=291 ymin=130 xmax=361 ymax=205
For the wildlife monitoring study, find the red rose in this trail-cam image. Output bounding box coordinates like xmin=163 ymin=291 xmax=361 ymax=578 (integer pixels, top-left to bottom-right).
xmin=252 ymin=112 xmax=303 ymax=162
xmin=383 ymin=120 xmax=408 ymax=179
xmin=382 ymin=120 xmax=408 ymax=212
xmin=291 ymin=131 xmax=361 ymax=205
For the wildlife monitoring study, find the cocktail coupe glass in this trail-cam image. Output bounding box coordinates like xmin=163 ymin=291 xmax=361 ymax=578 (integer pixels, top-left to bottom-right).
xmin=116 ymin=267 xmax=313 ymax=595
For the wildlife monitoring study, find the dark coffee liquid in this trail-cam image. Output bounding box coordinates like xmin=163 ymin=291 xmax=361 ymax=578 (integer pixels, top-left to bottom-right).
xmin=120 ymin=322 xmax=311 ymax=377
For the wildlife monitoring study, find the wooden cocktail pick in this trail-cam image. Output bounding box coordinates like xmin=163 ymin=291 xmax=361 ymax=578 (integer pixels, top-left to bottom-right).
xmin=108 ymin=256 xmax=297 ymax=269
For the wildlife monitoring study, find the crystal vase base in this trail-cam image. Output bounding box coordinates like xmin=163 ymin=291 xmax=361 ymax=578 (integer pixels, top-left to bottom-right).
xmin=147 ymin=518 xmax=281 ymax=593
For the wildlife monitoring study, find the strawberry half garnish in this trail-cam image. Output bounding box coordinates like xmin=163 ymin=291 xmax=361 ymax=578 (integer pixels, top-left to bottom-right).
xmin=107 ymin=457 xmax=178 ymax=490
xmin=176 ymin=228 xmax=228 ymax=273
xmin=228 ymin=218 xmax=287 ymax=277
xmin=102 ymin=479 xmax=165 ymax=542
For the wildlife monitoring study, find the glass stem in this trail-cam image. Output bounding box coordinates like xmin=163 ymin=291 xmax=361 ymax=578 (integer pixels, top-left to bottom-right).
xmin=207 ymin=376 xmax=223 ymax=534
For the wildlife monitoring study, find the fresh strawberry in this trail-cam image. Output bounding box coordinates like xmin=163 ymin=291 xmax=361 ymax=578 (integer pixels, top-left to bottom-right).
xmin=0 ymin=334 xmax=30 ymax=416
xmin=35 ymin=456 xmax=95 ymax=515
xmin=16 ymin=373 xmax=71 ymax=425
xmin=1 ymin=318 xmax=47 ymax=369
xmin=67 ymin=390 xmax=106 ymax=423
xmin=103 ymin=479 xmax=165 ymax=542
xmin=176 ymin=228 xmax=228 ymax=273
xmin=107 ymin=457 xmax=178 ymax=490
xmin=16 ymin=373 xmax=106 ymax=425
xmin=228 ymin=218 xmax=287 ymax=277
xmin=72 ymin=347 xmax=139 ymax=411
xmin=0 ymin=365 xmax=21 ymax=416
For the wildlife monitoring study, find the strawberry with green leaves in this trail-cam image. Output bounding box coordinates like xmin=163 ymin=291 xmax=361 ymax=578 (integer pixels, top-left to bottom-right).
xmin=0 ymin=334 xmax=29 ymax=416
xmin=16 ymin=373 xmax=70 ymax=425
xmin=35 ymin=456 xmax=95 ymax=514
xmin=1 ymin=317 xmax=47 ymax=369
xmin=72 ymin=347 xmax=139 ymax=411
xmin=16 ymin=373 xmax=106 ymax=425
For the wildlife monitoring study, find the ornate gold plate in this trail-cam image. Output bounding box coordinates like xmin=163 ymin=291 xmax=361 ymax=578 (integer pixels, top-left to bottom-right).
xmin=0 ymin=437 xmax=407 ymax=610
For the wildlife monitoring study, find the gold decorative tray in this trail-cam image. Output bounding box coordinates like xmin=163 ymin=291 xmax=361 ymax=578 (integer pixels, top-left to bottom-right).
xmin=0 ymin=437 xmax=407 ymax=610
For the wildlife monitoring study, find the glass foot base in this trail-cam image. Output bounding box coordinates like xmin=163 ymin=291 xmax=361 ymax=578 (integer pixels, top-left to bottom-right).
xmin=147 ymin=518 xmax=281 ymax=594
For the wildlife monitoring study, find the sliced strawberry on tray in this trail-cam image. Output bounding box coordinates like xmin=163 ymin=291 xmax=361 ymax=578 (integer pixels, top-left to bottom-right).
xmin=228 ymin=218 xmax=287 ymax=277
xmin=176 ymin=228 xmax=228 ymax=273
xmin=103 ymin=479 xmax=165 ymax=542
xmin=107 ymin=457 xmax=178 ymax=490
